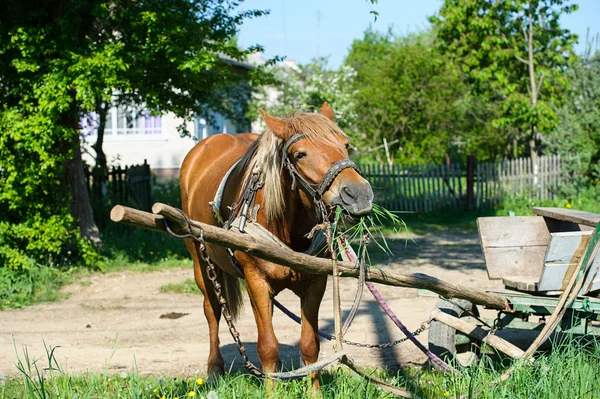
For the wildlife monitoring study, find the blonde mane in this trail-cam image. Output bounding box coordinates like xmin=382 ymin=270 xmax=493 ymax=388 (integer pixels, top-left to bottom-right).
xmin=242 ymin=111 xmax=347 ymax=221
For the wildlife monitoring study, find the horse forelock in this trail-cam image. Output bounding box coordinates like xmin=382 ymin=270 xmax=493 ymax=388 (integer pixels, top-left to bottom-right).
xmin=241 ymin=111 xmax=347 ymax=221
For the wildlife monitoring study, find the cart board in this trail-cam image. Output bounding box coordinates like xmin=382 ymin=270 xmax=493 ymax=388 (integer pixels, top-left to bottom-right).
xmin=477 ymin=209 xmax=600 ymax=295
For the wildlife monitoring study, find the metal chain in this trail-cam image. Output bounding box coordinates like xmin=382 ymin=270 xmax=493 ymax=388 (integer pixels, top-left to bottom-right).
xmin=162 ymin=213 xmax=265 ymax=377
xmin=340 ymin=321 xmax=431 ymax=349
xmin=197 ymin=239 xmax=265 ymax=377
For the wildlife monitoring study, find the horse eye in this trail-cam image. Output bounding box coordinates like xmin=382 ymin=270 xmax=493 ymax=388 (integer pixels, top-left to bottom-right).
xmin=295 ymin=151 xmax=307 ymax=160
xmin=345 ymin=143 xmax=350 ymax=149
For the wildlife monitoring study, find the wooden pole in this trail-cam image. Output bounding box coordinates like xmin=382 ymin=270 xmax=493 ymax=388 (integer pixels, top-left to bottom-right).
xmin=431 ymin=309 xmax=529 ymax=359
xmin=110 ymin=204 xmax=511 ymax=311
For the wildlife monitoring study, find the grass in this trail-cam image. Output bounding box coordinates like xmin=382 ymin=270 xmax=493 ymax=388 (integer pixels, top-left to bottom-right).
xmin=159 ymin=279 xmax=201 ymax=296
xmin=3 ymin=336 xmax=600 ymax=398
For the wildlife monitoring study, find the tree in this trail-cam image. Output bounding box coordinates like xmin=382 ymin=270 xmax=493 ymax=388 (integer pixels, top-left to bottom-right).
xmin=345 ymin=30 xmax=479 ymax=164
xmin=249 ymin=58 xmax=358 ymax=133
xmin=0 ymin=0 xmax=267 ymax=269
xmin=544 ymin=47 xmax=600 ymax=178
xmin=431 ymin=0 xmax=578 ymax=160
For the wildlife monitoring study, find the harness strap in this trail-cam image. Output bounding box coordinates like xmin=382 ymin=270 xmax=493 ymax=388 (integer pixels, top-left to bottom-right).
xmin=283 ymin=133 xmax=360 ymax=202
xmin=209 ymin=159 xmax=242 ymax=225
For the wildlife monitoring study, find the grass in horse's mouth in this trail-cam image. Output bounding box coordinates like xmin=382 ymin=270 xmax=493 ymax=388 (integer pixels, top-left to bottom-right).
xmin=331 ymin=204 xmax=409 ymax=265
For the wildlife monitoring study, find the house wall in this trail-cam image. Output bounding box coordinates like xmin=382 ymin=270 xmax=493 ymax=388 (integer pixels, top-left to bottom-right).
xmin=82 ymin=108 xmax=245 ymax=182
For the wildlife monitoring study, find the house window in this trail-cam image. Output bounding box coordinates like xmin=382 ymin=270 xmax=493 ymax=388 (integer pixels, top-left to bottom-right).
xmin=107 ymin=106 xmax=162 ymax=135
xmin=81 ymin=106 xmax=163 ymax=137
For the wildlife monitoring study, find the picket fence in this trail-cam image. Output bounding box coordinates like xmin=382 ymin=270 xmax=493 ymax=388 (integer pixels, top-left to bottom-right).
xmin=86 ymin=160 xmax=153 ymax=212
xmin=359 ymin=154 xmax=567 ymax=212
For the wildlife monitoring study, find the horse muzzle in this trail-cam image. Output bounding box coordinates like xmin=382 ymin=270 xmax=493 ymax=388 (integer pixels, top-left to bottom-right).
xmin=332 ymin=182 xmax=374 ymax=219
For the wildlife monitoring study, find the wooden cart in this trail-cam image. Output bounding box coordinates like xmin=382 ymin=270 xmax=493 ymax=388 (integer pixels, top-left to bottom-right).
xmin=428 ymin=207 xmax=600 ymax=365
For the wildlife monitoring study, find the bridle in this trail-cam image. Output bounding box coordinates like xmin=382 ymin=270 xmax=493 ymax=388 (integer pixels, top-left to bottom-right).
xmin=282 ymin=133 xmax=361 ymax=218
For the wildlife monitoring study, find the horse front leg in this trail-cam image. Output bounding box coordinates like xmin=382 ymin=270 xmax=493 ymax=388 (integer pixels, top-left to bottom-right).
xmin=244 ymin=269 xmax=280 ymax=389
xmin=300 ymin=274 xmax=328 ymax=396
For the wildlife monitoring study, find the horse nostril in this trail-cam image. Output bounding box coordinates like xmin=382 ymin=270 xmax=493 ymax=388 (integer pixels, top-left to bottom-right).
xmin=342 ymin=185 xmax=356 ymax=200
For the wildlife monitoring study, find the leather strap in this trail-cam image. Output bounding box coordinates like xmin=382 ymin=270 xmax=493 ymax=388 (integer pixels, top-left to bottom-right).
xmin=283 ymin=133 xmax=360 ymax=202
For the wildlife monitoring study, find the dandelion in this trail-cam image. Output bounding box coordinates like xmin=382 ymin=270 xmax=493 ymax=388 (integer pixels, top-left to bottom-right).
xmin=160 ymin=396 xmax=165 ymax=399
xmin=443 ymin=392 xmax=450 ymax=397
xmin=196 ymin=377 xmax=203 ymax=385
xmin=153 ymin=388 xmax=158 ymax=393
xmin=566 ymin=203 xmax=572 ymax=209
xmin=188 ymin=392 xmax=196 ymax=397
xmin=150 ymin=251 xmax=154 ymax=255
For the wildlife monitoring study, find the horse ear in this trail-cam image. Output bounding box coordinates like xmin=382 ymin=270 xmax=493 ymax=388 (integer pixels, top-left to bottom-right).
xmin=259 ymin=109 xmax=288 ymax=139
xmin=319 ymin=102 xmax=335 ymax=121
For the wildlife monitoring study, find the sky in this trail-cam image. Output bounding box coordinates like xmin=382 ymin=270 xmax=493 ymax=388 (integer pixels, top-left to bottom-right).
xmin=238 ymin=0 xmax=600 ymax=68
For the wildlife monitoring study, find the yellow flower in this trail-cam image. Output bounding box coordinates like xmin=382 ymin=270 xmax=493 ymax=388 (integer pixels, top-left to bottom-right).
xmin=150 ymin=251 xmax=154 ymax=255
xmin=160 ymin=396 xmax=165 ymax=399
xmin=153 ymin=388 xmax=158 ymax=393
xmin=188 ymin=392 xmax=196 ymax=397
xmin=443 ymin=392 xmax=451 ymax=397
xmin=566 ymin=203 xmax=572 ymax=209
xmin=196 ymin=377 xmax=203 ymax=385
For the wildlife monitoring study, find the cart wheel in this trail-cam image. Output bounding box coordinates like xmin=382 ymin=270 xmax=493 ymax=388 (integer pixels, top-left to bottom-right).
xmin=428 ymin=298 xmax=480 ymax=368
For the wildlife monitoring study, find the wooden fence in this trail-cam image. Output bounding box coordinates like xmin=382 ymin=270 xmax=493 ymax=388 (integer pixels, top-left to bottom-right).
xmin=360 ymin=154 xmax=568 ymax=212
xmin=86 ymin=160 xmax=153 ymax=214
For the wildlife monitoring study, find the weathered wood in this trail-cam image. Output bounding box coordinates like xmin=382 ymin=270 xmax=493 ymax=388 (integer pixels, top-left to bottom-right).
xmin=111 ymin=204 xmax=511 ymax=310
xmin=502 ymin=277 xmax=539 ymax=293
xmin=431 ymin=309 xmax=528 ymax=359
xmin=478 ymin=216 xmax=550 ymax=280
xmin=537 ymin=231 xmax=592 ymax=292
xmin=532 ymin=207 xmax=600 ymax=228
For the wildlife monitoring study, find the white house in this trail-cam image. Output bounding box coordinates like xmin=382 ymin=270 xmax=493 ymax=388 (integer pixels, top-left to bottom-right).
xmin=81 ymin=56 xmax=259 ymax=181
xmin=81 ymin=106 xmax=244 ymax=181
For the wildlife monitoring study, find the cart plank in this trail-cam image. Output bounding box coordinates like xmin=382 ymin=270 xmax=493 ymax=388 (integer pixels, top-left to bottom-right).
xmin=478 ymin=217 xmax=549 ymax=280
xmin=538 ymin=231 xmax=592 ymax=291
xmin=532 ymin=207 xmax=600 ymax=227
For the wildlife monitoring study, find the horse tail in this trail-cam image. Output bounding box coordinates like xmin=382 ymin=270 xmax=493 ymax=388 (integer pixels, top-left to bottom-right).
xmin=220 ymin=269 xmax=244 ymax=321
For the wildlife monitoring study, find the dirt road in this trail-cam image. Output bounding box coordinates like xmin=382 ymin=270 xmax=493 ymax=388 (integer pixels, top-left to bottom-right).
xmin=0 ymin=230 xmax=504 ymax=378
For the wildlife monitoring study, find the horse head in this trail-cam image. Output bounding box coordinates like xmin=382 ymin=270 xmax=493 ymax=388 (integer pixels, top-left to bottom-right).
xmin=258 ymin=103 xmax=373 ymax=223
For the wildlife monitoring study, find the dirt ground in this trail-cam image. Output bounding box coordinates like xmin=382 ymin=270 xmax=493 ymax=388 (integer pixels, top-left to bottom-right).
xmin=0 ymin=229 xmax=505 ymax=378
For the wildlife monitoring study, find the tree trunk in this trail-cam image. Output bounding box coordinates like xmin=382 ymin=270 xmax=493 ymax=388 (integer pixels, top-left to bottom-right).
xmin=67 ymin=125 xmax=102 ymax=246
xmin=526 ymin=3 xmax=540 ymax=162
xmin=92 ymin=100 xmax=108 ymax=174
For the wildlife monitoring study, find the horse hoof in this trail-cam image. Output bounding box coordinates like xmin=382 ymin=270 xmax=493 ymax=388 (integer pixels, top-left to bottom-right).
xmin=207 ymin=366 xmax=225 ymax=384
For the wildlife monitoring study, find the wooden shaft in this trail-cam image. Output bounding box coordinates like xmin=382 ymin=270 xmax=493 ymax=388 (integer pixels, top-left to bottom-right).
xmin=431 ymin=309 xmax=528 ymax=359
xmin=110 ymin=204 xmax=511 ymax=311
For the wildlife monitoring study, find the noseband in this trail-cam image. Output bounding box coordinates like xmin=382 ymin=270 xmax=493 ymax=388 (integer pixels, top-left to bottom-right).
xmin=282 ymin=133 xmax=360 ymax=211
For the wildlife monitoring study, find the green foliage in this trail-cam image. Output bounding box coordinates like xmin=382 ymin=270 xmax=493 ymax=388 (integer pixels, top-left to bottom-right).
xmin=431 ymin=0 xmax=578 ymax=156
xmin=345 ymin=30 xmax=483 ymax=163
xmin=248 ymin=57 xmax=358 ymax=131
xmin=0 ymin=0 xmax=267 ymax=270
xmin=0 ymin=265 xmax=74 ymax=309
xmin=4 ymin=337 xmax=600 ymax=398
xmin=545 ymin=48 xmax=600 ymax=179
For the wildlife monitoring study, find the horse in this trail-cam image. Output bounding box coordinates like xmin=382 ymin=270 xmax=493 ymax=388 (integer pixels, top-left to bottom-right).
xmin=179 ymin=103 xmax=373 ymax=392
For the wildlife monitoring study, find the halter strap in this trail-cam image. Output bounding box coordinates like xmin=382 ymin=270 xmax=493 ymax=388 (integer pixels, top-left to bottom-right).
xmin=282 ymin=133 xmax=360 ymax=202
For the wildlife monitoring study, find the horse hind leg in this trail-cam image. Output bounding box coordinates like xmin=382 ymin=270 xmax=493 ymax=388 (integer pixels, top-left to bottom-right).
xmin=187 ymin=241 xmax=225 ymax=380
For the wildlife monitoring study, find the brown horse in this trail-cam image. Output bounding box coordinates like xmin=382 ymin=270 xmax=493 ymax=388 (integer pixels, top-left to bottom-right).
xmin=179 ymin=103 xmax=373 ymax=391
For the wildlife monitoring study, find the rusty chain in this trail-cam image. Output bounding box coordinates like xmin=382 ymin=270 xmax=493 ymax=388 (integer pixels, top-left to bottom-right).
xmin=162 ymin=213 xmax=265 ymax=377
xmin=339 ymin=321 xmax=431 ymax=349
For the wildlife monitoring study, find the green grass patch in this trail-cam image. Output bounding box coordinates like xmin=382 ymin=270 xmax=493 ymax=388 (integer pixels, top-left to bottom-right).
xmin=159 ymin=279 xmax=201 ymax=296
xmin=4 ymin=337 xmax=600 ymax=398
xmin=0 ymin=265 xmax=83 ymax=310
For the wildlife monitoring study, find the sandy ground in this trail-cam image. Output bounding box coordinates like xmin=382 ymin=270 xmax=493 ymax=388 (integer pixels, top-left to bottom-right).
xmin=0 ymin=230 xmax=505 ymax=378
